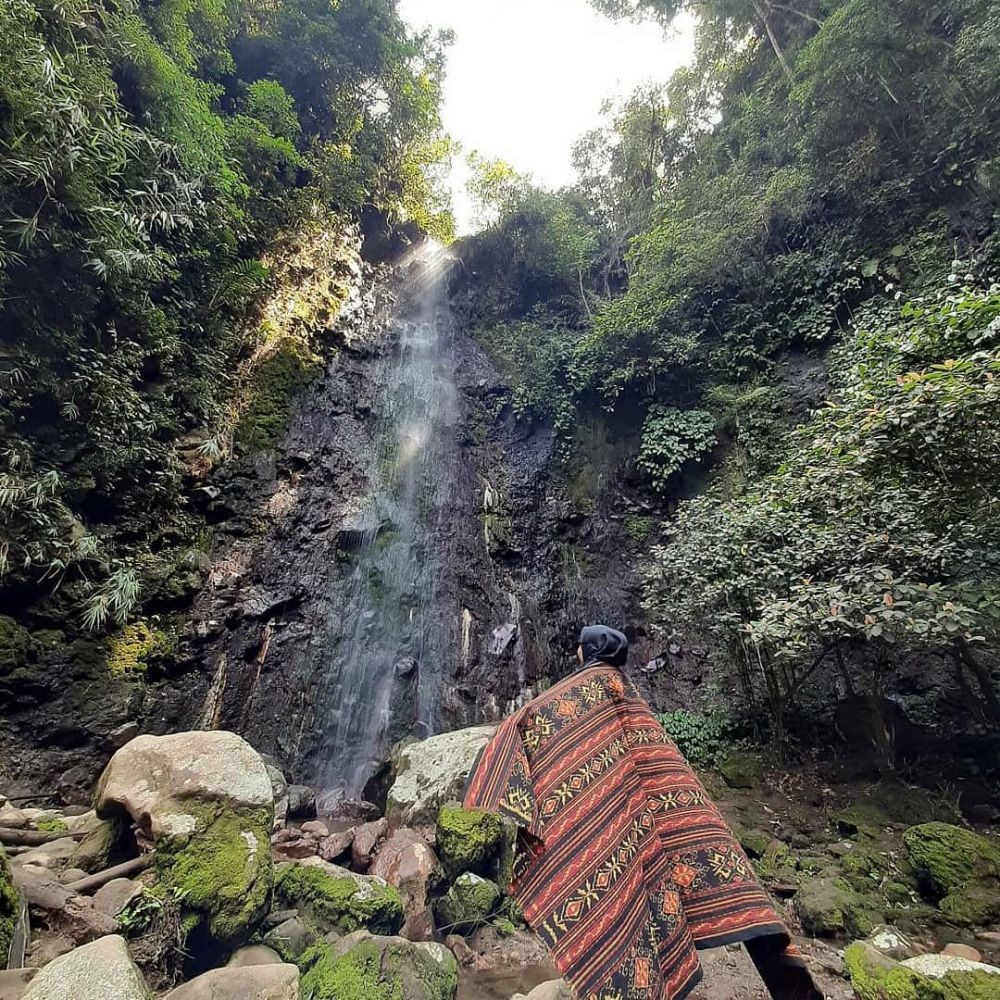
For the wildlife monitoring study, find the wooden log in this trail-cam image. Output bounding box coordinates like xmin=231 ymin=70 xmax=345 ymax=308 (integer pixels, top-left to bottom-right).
xmin=65 ymin=855 xmax=150 ymax=894
xmin=0 ymin=827 xmax=86 ymax=847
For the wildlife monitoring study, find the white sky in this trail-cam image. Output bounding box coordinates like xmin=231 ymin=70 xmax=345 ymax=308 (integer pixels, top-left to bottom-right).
xmin=399 ymin=0 xmax=696 ymax=233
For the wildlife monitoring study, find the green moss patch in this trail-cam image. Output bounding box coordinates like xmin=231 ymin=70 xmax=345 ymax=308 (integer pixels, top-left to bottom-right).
xmin=106 ymin=620 xmax=177 ymax=675
xmin=235 ymin=340 xmax=323 ymax=451
xmin=902 ymin=823 xmax=1000 ymax=899
xmin=34 ymin=818 xmax=69 ymax=834
xmin=845 ymin=942 xmax=1000 ymax=1000
xmin=299 ymin=934 xmax=458 ymax=1000
xmin=435 ymin=806 xmax=504 ymax=878
xmin=153 ymin=800 xmax=272 ymax=946
xmin=274 ymin=861 xmax=403 ymax=936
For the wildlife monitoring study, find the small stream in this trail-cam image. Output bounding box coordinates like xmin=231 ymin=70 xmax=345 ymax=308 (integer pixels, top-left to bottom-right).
xmin=311 ymin=247 xmax=460 ymax=803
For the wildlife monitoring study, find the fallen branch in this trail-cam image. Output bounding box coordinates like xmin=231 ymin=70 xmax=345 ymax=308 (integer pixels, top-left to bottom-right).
xmin=0 ymin=827 xmax=87 ymax=847
xmin=66 ymin=854 xmax=151 ymax=894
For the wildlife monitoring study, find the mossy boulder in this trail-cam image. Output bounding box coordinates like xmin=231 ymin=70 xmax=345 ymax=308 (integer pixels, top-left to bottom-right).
xmin=0 ymin=846 xmax=20 ymax=963
xmin=937 ymin=884 xmax=1000 ymax=927
xmin=793 ymin=876 xmax=884 ymax=937
xmin=298 ymin=931 xmax=458 ymax=1000
xmin=435 ymin=806 xmax=504 ymax=878
xmin=153 ymin=799 xmax=272 ymax=946
xmin=902 ymin=823 xmax=1000 ymax=899
xmin=718 ymin=752 xmax=764 ymax=790
xmin=96 ymin=731 xmax=275 ymax=947
xmin=274 ymin=858 xmax=404 ymax=936
xmin=846 ymin=942 xmax=1000 ymax=1000
xmin=434 ymin=872 xmax=501 ymax=934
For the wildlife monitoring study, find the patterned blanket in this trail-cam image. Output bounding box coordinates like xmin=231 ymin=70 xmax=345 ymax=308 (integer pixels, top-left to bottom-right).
xmin=464 ymin=664 xmax=804 ymax=1000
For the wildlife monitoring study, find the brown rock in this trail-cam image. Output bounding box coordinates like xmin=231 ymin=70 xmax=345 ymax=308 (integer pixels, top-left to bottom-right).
xmin=941 ymin=943 xmax=983 ymax=963
xmin=370 ymin=829 xmax=440 ymax=941
xmin=226 ymin=944 xmax=283 ymax=967
xmin=164 ymin=964 xmax=299 ymax=1000
xmin=272 ymin=835 xmax=320 ymax=861
xmin=318 ymin=829 xmax=354 ymax=863
xmin=351 ymin=818 xmax=387 ymax=870
xmin=445 ymin=934 xmax=474 ymax=966
xmin=301 ymin=820 xmax=330 ymax=838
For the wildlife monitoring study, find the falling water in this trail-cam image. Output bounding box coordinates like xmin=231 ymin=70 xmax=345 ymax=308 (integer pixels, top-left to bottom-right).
xmin=311 ymin=245 xmax=459 ymax=804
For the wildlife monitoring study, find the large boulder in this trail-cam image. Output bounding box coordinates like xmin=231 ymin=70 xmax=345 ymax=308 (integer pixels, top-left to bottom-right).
xmin=164 ymin=964 xmax=299 ymax=1000
xmin=299 ymin=931 xmax=458 ymax=1000
xmin=273 ymin=857 xmax=404 ymax=936
xmin=22 ymin=935 xmax=149 ymax=1000
xmin=903 ymin=823 xmax=1000 ymax=896
xmin=95 ymin=731 xmax=274 ymax=947
xmin=370 ymin=829 xmax=442 ymax=941
xmin=386 ymin=726 xmax=496 ymax=827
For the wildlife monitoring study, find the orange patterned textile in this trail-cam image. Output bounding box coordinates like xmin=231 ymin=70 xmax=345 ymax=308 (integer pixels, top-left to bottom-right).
xmin=464 ymin=664 xmax=805 ymax=1000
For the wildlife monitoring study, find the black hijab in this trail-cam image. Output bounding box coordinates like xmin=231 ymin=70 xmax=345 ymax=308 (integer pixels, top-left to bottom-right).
xmin=579 ymin=624 xmax=629 ymax=668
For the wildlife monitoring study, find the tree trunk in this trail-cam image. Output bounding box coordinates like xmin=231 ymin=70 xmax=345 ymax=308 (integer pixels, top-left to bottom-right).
xmin=954 ymin=638 xmax=1000 ymax=723
xmin=753 ymin=1 xmax=794 ymax=80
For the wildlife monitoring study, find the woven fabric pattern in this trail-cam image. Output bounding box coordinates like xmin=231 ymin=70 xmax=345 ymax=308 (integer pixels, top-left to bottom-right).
xmin=464 ymin=665 xmax=802 ymax=1000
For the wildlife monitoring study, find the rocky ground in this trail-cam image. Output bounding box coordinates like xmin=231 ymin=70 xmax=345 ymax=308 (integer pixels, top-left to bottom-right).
xmin=1 ymin=724 xmax=998 ymax=999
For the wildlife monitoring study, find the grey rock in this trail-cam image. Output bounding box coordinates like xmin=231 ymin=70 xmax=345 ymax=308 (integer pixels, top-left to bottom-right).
xmin=386 ymin=726 xmax=497 ymax=827
xmin=22 ymin=935 xmax=149 ymax=1000
xmin=226 ymin=944 xmax=283 ymax=967
xmin=164 ymin=964 xmax=298 ymax=1000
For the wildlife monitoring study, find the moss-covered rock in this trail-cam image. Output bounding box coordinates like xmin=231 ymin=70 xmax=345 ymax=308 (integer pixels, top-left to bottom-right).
xmin=434 ymin=872 xmax=501 ymax=935
xmin=435 ymin=806 xmax=504 ymax=878
xmin=902 ymin=823 xmax=1000 ymax=899
xmin=836 ymin=804 xmax=893 ymax=841
xmin=718 ymin=752 xmax=764 ymax=790
xmin=938 ymin=884 xmax=1000 ymax=927
xmin=274 ymin=858 xmax=404 ymax=936
xmin=235 ymin=340 xmax=323 ymax=452
xmin=793 ymin=876 xmax=884 ymax=937
xmin=96 ymin=730 xmax=276 ymax=948
xmin=153 ymin=799 xmax=273 ymax=946
xmin=298 ymin=931 xmax=458 ymax=1000
xmin=106 ymin=619 xmax=177 ymax=674
xmin=0 ymin=847 xmax=20 ymax=963
xmin=846 ymin=942 xmax=1000 ymax=1000
xmin=737 ymin=828 xmax=771 ymax=859
xmin=845 ymin=942 xmax=943 ymax=999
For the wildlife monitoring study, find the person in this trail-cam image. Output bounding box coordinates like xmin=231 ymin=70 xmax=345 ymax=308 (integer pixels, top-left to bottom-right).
xmin=464 ymin=624 xmax=823 ymax=1000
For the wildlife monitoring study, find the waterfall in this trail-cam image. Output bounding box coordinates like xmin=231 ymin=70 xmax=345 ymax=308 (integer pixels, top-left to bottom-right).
xmin=313 ymin=245 xmax=459 ymax=805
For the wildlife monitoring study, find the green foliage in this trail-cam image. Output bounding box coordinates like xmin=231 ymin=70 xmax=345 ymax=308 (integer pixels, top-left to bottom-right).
xmin=643 ymin=274 xmax=1000 ymax=734
xmin=637 ymin=406 xmax=716 ymax=492
xmin=656 ymin=709 xmax=737 ymax=767
xmin=0 ymin=0 xmax=452 ymax=626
